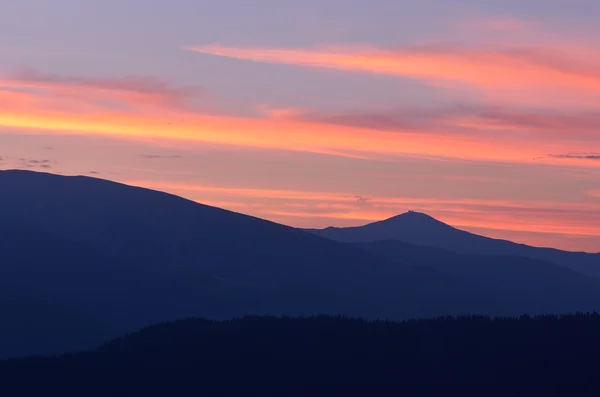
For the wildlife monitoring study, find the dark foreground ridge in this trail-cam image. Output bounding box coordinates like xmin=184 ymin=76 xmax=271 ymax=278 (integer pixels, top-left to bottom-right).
xmin=2 ymin=314 xmax=600 ymax=394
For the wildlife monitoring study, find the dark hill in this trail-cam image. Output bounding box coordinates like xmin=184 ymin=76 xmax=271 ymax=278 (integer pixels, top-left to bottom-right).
xmin=0 ymin=170 xmax=497 ymax=357
xmin=1 ymin=314 xmax=600 ymax=394
xmin=4 ymin=170 xmax=600 ymax=359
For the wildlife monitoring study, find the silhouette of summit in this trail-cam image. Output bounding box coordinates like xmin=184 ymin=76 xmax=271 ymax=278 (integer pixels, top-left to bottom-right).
xmin=371 ymin=210 xmax=455 ymax=230
xmin=306 ymin=211 xmax=600 ymax=278
xmin=3 ymin=169 xmax=600 ymax=359
xmin=0 ymin=170 xmax=499 ymax=357
xmin=309 ymin=211 xmax=468 ymax=247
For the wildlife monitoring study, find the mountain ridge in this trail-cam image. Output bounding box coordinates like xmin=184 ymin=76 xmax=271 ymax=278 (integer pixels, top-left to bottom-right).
xmin=3 ymin=169 xmax=600 ymax=359
xmin=0 ymin=169 xmax=500 ymax=357
xmin=306 ymin=211 xmax=600 ymax=277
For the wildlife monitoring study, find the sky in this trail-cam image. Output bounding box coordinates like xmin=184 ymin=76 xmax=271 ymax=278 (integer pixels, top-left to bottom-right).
xmin=1 ymin=0 xmax=600 ymax=252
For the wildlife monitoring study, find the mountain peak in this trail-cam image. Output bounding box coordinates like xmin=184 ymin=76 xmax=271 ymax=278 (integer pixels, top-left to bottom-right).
xmin=394 ymin=210 xmax=434 ymax=219
xmin=382 ymin=211 xmax=449 ymax=227
xmin=306 ymin=210 xmax=458 ymax=244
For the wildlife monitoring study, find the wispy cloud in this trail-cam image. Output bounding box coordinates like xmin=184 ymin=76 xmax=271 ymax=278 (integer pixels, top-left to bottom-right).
xmin=0 ymin=68 xmax=199 ymax=111
xmin=13 ymin=69 xmax=194 ymax=98
xmin=0 ymin=78 xmax=528 ymax=163
xmin=185 ymin=43 xmax=600 ymax=97
xmin=588 ymin=190 xmax=600 ymax=198
xmin=289 ymin=106 xmax=600 ymax=139
xmin=4 ymin=157 xmax=56 ymax=169
xmin=140 ymin=154 xmax=183 ymax=159
xmin=0 ymin=154 xmax=58 ymax=169
xmin=21 ymin=158 xmax=55 ymax=169
xmin=2 ymin=64 xmax=600 ymax=169
xmin=549 ymin=153 xmax=600 ymax=161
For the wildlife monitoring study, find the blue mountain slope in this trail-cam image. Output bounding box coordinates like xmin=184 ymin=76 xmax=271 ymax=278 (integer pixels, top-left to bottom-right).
xmin=356 ymin=239 xmax=600 ymax=314
xmin=0 ymin=170 xmax=500 ymax=357
xmin=2 ymin=170 xmax=600 ymax=358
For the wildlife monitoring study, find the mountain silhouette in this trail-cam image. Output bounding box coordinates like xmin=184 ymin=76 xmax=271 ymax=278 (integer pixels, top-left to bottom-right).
xmin=0 ymin=170 xmax=499 ymax=358
xmin=0 ymin=228 xmax=214 ymax=357
xmin=356 ymin=240 xmax=600 ymax=314
xmin=306 ymin=211 xmax=600 ymax=278
xmin=3 ymin=170 xmax=600 ymax=359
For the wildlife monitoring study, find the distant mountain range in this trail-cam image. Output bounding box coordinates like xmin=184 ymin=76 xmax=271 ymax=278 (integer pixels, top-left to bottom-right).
xmin=306 ymin=211 xmax=600 ymax=278
xmin=1 ymin=170 xmax=600 ymax=358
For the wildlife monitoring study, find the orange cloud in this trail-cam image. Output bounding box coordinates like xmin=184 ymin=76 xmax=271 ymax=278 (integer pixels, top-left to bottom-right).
xmin=1 ymin=69 xmax=599 ymax=167
xmin=185 ymin=44 xmax=600 ymax=96
xmin=476 ymin=17 xmax=536 ymax=32
xmin=256 ymin=104 xmax=308 ymax=119
xmin=292 ymin=106 xmax=600 ymax=139
xmin=0 ymin=78 xmax=518 ymax=163
xmin=0 ymin=69 xmax=195 ymax=110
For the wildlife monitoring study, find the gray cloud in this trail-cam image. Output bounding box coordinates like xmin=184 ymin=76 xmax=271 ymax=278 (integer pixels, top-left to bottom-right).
xmin=298 ymin=111 xmax=429 ymax=132
xmin=294 ymin=105 xmax=600 ymax=138
xmin=344 ymin=195 xmax=371 ymax=203
xmin=548 ymin=153 xmax=600 ymax=161
xmin=140 ymin=154 xmax=183 ymax=159
xmin=17 ymin=158 xmax=55 ymax=169
xmin=13 ymin=68 xmax=199 ymax=103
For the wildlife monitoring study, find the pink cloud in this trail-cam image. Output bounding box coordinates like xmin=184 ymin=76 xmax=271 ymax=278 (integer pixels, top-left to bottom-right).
xmin=2 ymin=68 xmax=600 ymax=169
xmin=185 ymin=43 xmax=600 ymax=93
xmin=1 ymin=68 xmax=199 ymax=110
xmin=269 ymin=105 xmax=600 ymax=145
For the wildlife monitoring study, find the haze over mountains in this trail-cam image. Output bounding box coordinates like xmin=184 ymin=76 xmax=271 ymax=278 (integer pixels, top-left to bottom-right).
xmin=1 ymin=169 xmax=600 ymax=358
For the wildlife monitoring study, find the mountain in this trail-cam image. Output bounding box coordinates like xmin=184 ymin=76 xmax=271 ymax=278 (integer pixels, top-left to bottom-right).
xmin=0 ymin=229 xmax=213 ymax=358
xmin=0 ymin=170 xmax=500 ymax=358
xmin=4 ymin=170 xmax=600 ymax=359
xmin=355 ymin=240 xmax=600 ymax=314
xmin=306 ymin=211 xmax=600 ymax=278
xmin=2 ymin=314 xmax=600 ymax=393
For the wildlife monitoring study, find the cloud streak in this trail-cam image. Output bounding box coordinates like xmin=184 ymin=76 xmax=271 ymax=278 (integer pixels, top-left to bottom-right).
xmin=0 ymin=69 xmax=197 ymax=111
xmin=185 ymin=44 xmax=600 ymax=97
xmin=1 ymin=68 xmax=600 ymax=168
xmin=589 ymin=190 xmax=600 ymax=198
xmin=0 ymin=156 xmax=56 ymax=169
xmin=292 ymin=106 xmax=600 ymax=139
xmin=549 ymin=153 xmax=600 ymax=161
xmin=140 ymin=154 xmax=183 ymax=159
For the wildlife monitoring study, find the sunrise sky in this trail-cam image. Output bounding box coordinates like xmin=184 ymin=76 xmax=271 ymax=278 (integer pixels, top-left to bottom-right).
xmin=1 ymin=0 xmax=600 ymax=252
